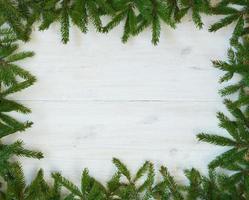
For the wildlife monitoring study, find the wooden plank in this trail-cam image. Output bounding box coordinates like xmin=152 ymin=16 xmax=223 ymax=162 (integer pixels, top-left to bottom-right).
xmin=13 ymin=17 xmax=233 ymax=101
xmin=5 ymin=15 xmax=235 ymax=183
xmin=6 ymin=100 xmax=227 ymax=183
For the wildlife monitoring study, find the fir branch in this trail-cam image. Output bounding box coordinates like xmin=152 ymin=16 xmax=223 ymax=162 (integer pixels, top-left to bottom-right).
xmin=61 ymin=0 xmax=70 ymax=44
xmin=159 ymin=166 xmax=184 ymax=200
xmin=184 ymin=168 xmax=202 ymax=200
xmin=197 ymin=133 xmax=237 ymax=146
xmin=25 ymin=169 xmax=51 ymax=200
xmin=208 ymin=148 xmax=247 ymax=169
xmin=0 ymin=0 xmax=27 ymax=40
xmin=0 ymin=98 xmax=31 ymax=114
xmin=52 ymin=172 xmax=83 ymax=198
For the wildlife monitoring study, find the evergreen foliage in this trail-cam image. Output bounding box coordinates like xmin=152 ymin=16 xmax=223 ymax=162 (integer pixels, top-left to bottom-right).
xmin=1 ymin=0 xmax=249 ymax=199
xmin=209 ymin=0 xmax=249 ymax=37
xmin=0 ymin=0 xmax=212 ymax=45
xmin=0 ymin=24 xmax=43 ymax=198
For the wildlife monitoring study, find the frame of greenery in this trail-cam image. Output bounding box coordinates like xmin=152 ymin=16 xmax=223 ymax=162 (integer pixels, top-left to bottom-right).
xmin=1 ymin=0 xmax=249 ymax=199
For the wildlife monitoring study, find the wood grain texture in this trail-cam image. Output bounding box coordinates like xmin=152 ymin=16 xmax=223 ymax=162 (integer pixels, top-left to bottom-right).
xmin=5 ymin=15 xmax=235 ymax=184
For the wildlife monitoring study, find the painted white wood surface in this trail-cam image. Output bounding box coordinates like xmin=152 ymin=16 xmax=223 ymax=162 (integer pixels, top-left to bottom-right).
xmin=4 ymin=15 xmax=235 ymax=184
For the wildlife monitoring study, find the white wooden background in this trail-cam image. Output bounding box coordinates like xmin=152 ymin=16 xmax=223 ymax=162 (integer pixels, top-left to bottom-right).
xmin=4 ymin=15 xmax=235 ymax=185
